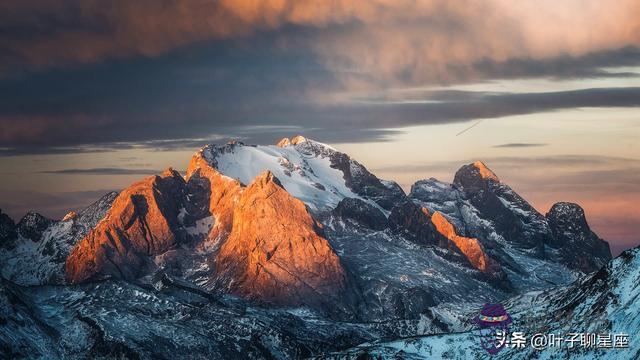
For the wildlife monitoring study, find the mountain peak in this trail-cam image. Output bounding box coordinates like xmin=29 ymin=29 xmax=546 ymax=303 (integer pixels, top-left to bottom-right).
xmin=547 ymin=202 xmax=586 ymax=224
xmin=252 ymin=170 xmax=282 ymax=188
xmin=453 ymin=161 xmax=499 ymax=189
xmin=472 ymin=161 xmax=499 ymax=181
xmin=161 ymin=167 xmax=181 ymax=178
xmin=62 ymin=211 xmax=77 ymax=222
xmin=290 ymin=135 xmax=308 ymax=145
xmin=546 ymin=201 xmax=611 ymax=272
xmin=17 ymin=211 xmax=53 ymax=241
xmin=276 ymin=135 xmax=309 ymax=147
xmin=0 ymin=209 xmax=17 ymax=247
xmin=66 ymin=171 xmax=187 ymax=283
xmin=215 ymin=165 xmax=347 ymax=307
xmin=276 ymin=137 xmax=291 ymax=147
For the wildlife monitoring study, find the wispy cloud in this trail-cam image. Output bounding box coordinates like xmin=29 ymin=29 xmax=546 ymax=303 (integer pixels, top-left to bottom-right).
xmin=2 ymin=80 xmax=639 ymax=154
xmin=372 ymin=155 xmax=640 ymax=175
xmin=40 ymin=168 xmax=164 ymax=175
xmin=493 ymin=143 xmax=548 ymax=148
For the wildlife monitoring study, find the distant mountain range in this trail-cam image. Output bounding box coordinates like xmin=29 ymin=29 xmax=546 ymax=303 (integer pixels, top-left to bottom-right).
xmin=2 ymin=136 xmax=634 ymax=359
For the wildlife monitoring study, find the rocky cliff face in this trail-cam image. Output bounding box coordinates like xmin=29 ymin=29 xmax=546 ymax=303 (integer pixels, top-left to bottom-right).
xmin=387 ymin=201 xmax=444 ymax=247
xmin=185 ymin=147 xmax=242 ymax=245
xmin=215 ymin=171 xmax=349 ymax=308
xmin=546 ymin=202 xmax=612 ymax=273
xmin=332 ymin=197 xmax=387 ymax=231
xmin=453 ymin=161 xmax=552 ymax=256
xmin=0 ymin=210 xmax=17 ymax=248
xmin=65 ymin=148 xmax=351 ymax=309
xmin=0 ymin=192 xmax=118 ymax=285
xmin=61 ymin=139 xmax=609 ymax=304
xmin=66 ymin=169 xmax=187 ymax=283
xmin=334 ymin=245 xmax=640 ymax=359
xmin=412 ymin=163 xmax=612 ymax=275
xmin=430 ymin=211 xmax=494 ymax=272
xmin=16 ymin=212 xmax=53 ymax=242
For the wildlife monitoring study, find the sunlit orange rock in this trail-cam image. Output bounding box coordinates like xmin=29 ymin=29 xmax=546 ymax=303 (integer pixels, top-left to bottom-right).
xmin=215 ymin=170 xmax=347 ymax=306
xmin=66 ymin=168 xmax=185 ymax=283
xmin=62 ymin=211 xmax=77 ymax=222
xmin=186 ymin=150 xmax=242 ymax=244
xmin=275 ymin=137 xmax=291 ymax=147
xmin=430 ymin=211 xmax=492 ymax=272
xmin=420 ymin=207 xmax=430 ymax=217
xmin=472 ymin=161 xmax=499 ymax=181
xmin=290 ymin=135 xmax=307 ymax=145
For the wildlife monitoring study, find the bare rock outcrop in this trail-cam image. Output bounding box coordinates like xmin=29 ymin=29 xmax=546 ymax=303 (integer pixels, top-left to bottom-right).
xmin=430 ymin=211 xmax=493 ymax=272
xmin=66 ymin=169 xmax=186 ymax=283
xmin=546 ymin=202 xmax=612 ymax=273
xmin=186 ymin=150 xmax=242 ymax=244
xmin=215 ymin=171 xmax=348 ymax=306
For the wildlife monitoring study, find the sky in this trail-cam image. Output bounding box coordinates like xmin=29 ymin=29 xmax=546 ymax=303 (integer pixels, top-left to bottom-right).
xmin=0 ymin=0 xmax=639 ymax=255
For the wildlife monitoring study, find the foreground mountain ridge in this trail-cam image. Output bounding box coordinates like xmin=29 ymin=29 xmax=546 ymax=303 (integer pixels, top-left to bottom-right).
xmin=0 ymin=135 xmax=621 ymax=359
xmin=331 ymin=245 xmax=640 ymax=359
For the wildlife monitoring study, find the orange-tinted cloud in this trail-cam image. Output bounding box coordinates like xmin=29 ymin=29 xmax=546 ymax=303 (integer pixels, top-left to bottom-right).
xmin=2 ymin=0 xmax=639 ymax=86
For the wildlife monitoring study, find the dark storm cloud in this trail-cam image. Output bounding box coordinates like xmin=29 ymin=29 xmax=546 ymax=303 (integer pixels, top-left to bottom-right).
xmin=1 ymin=39 xmax=639 ymax=155
xmin=493 ymin=143 xmax=547 ymax=148
xmin=1 ymin=1 xmax=640 ymax=155
xmin=472 ymin=47 xmax=640 ymax=80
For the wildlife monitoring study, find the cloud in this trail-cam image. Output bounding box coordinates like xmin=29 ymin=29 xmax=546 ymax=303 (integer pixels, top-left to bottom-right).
xmin=305 ymin=2 xmax=640 ymax=87
xmin=0 ymin=146 xmax=111 ymax=157
xmin=472 ymin=47 xmax=640 ymax=81
xmin=493 ymin=143 xmax=547 ymax=148
xmin=372 ymin=155 xmax=640 ymax=178
xmin=40 ymin=168 xmax=164 ymax=175
xmin=2 ymin=1 xmax=640 ymax=154
xmin=1 ymin=53 xmax=639 ymax=153
xmin=2 ymin=1 xmax=640 ymax=86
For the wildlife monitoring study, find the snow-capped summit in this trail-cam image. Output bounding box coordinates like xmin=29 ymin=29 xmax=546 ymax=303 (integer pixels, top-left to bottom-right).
xmin=196 ymin=139 xmax=358 ymax=212
xmin=194 ymin=136 xmax=402 ymax=213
